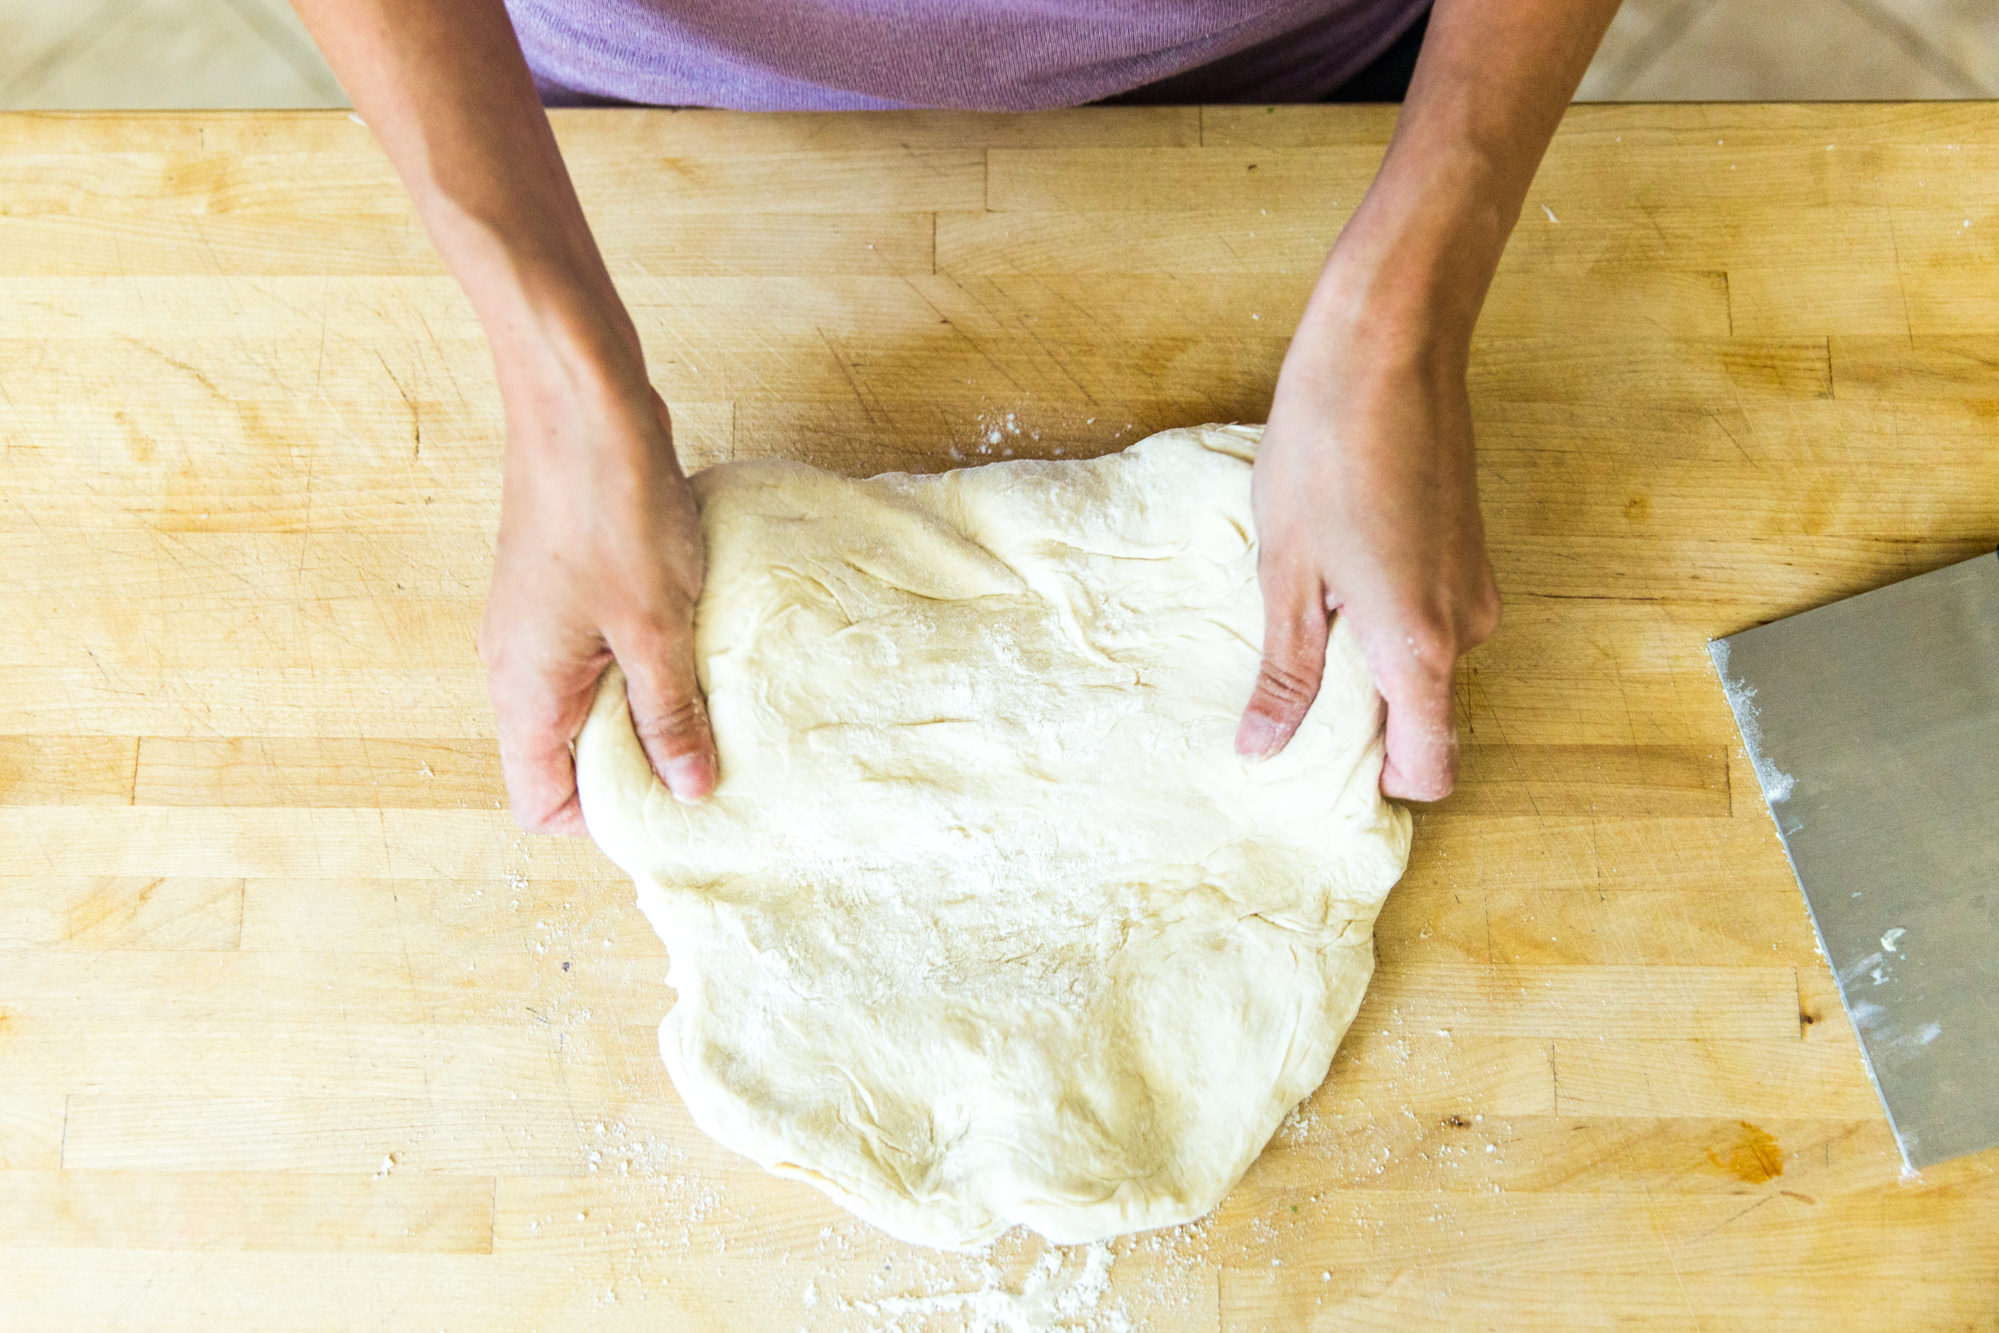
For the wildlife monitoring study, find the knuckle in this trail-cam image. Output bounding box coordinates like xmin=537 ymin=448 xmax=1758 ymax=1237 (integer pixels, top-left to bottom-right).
xmin=1263 ymin=577 xmax=1329 ymax=638
xmin=629 ymin=586 xmax=697 ymax=630
xmin=516 ymin=799 xmax=576 ymax=836
xmin=614 ymin=612 xmax=695 ymax=666
xmin=1381 ymin=648 xmax=1454 ymax=700
xmin=493 ymin=690 xmax=573 ymax=743
xmin=500 ymin=762 xmax=577 ymax=833
xmin=1281 ymin=599 xmax=1329 ymax=638
xmin=478 ymin=641 xmax=540 ymax=697
xmin=476 ymin=630 xmax=515 ymax=677
xmin=1467 ymin=580 xmax=1502 ymax=644
xmin=633 ymin=693 xmax=710 ymax=753
xmin=1253 ymin=656 xmax=1319 ymax=711
xmin=1403 ymin=623 xmax=1455 ymax=670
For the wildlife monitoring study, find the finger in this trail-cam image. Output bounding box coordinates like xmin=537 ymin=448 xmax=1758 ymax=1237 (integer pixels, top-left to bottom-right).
xmin=1236 ymin=568 xmax=1331 ymax=761
xmin=610 ymin=623 xmax=718 ymax=804
xmin=489 ymin=675 xmax=596 ymax=837
xmin=1377 ymin=661 xmax=1460 ymax=801
xmin=498 ymin=730 xmax=589 ymax=836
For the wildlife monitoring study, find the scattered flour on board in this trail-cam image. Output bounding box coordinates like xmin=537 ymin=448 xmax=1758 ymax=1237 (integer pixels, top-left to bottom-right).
xmin=951 ymin=407 xmax=1138 ymax=464
xmin=784 ymin=1202 xmax=1229 ymax=1331
xmin=1275 ymin=1098 xmax=1321 ymax=1147
xmin=843 ymin=1242 xmax=1131 ymax=1333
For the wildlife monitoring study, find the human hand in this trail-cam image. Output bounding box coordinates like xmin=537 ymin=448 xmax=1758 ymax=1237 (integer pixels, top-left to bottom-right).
xmin=478 ymin=380 xmax=717 ymax=834
xmin=1234 ymin=283 xmax=1500 ymax=801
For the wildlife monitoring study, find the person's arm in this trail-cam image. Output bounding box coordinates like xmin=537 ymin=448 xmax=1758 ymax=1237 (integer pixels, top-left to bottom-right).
xmin=290 ymin=0 xmax=718 ymax=832
xmin=1235 ymin=0 xmax=1622 ymax=798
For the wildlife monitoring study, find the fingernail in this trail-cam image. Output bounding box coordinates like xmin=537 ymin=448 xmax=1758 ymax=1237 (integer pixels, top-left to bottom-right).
xmin=1235 ymin=714 xmax=1286 ymax=760
xmin=664 ymin=752 xmax=715 ymax=804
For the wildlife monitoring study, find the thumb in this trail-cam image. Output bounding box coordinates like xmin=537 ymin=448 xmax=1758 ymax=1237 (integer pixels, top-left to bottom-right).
xmin=1236 ymin=569 xmax=1331 ymax=761
xmin=610 ymin=621 xmax=718 ymax=804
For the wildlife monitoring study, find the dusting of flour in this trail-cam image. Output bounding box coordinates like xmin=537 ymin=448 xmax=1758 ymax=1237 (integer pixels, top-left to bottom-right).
xmin=1708 ymin=637 xmax=1796 ymax=803
xmin=840 ymin=1242 xmax=1130 ymax=1333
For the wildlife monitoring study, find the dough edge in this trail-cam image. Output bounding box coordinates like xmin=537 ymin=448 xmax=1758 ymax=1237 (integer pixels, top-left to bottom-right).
xmin=576 ymin=423 xmax=1412 ymax=1249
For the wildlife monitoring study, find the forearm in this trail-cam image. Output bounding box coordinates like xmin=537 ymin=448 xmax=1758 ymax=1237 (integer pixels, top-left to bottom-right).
xmin=290 ymin=0 xmax=646 ymax=420
xmin=1318 ymin=0 xmax=1623 ymax=347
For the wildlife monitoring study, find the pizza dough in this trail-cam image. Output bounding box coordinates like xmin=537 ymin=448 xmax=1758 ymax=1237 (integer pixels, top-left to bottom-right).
xmin=574 ymin=424 xmax=1411 ymax=1249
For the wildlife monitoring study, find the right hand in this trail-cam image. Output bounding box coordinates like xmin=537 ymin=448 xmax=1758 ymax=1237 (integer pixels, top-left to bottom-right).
xmin=1234 ymin=256 xmax=1500 ymax=801
xmin=478 ymin=380 xmax=718 ymax=835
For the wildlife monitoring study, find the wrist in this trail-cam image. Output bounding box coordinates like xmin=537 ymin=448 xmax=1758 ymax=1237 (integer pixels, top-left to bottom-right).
xmin=434 ymin=208 xmax=652 ymax=448
xmin=1298 ymin=252 xmax=1475 ymax=387
xmin=1312 ymin=147 xmax=1512 ymax=359
xmin=494 ymin=269 xmax=644 ymax=389
xmin=485 ymin=276 xmax=660 ymax=460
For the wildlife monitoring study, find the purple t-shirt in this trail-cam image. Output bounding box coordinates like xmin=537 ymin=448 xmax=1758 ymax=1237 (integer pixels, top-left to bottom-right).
xmin=507 ymin=0 xmax=1429 ymax=110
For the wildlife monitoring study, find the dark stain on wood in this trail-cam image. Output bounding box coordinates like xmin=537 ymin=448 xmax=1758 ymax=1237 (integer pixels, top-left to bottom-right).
xmin=1709 ymin=1120 xmax=1785 ymax=1184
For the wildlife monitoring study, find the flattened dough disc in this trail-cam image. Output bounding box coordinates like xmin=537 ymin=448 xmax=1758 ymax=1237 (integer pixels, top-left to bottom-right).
xmin=576 ymin=424 xmax=1411 ymax=1248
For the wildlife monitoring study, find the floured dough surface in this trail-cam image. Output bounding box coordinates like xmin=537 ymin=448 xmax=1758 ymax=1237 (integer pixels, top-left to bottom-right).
xmin=576 ymin=424 xmax=1411 ymax=1249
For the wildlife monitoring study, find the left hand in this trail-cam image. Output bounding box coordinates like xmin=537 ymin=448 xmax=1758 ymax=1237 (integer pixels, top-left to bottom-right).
xmin=1234 ymin=268 xmax=1500 ymax=800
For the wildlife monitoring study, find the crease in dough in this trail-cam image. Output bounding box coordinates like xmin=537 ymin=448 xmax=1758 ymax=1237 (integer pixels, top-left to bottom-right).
xmin=576 ymin=423 xmax=1412 ymax=1249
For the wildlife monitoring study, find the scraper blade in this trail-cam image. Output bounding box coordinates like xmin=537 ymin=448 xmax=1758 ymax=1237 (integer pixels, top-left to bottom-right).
xmin=1710 ymin=551 xmax=1999 ymax=1169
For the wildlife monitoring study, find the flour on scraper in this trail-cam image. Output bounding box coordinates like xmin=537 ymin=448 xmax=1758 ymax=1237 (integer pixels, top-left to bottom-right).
xmin=575 ymin=423 xmax=1412 ymax=1249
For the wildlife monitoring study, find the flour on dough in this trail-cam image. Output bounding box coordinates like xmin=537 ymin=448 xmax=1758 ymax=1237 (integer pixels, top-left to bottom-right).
xmin=575 ymin=424 xmax=1411 ymax=1249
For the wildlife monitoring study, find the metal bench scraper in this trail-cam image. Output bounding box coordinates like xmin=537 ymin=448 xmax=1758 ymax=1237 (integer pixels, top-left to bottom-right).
xmin=1709 ymin=550 xmax=1999 ymax=1169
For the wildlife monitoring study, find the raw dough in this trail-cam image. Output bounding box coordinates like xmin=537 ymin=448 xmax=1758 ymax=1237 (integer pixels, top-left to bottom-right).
xmin=575 ymin=424 xmax=1411 ymax=1249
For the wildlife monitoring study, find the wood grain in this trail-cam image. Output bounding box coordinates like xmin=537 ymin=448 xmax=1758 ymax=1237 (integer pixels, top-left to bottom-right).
xmin=0 ymin=1099 xmax=67 ymax=1170
xmin=0 ymin=1170 xmax=497 ymax=1253
xmin=2 ymin=103 xmax=1996 ymax=1330
xmin=133 ymin=737 xmax=501 ymax=808
xmin=0 ymin=876 xmax=243 ymax=949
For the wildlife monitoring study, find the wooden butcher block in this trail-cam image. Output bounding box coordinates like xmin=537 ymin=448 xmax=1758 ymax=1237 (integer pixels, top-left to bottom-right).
xmin=1 ymin=103 xmax=1996 ymax=1329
